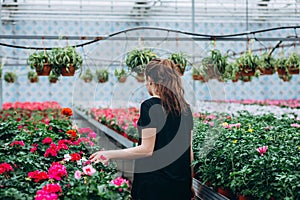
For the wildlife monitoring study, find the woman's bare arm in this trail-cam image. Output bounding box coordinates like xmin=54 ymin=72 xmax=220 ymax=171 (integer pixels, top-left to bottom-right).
xmin=89 ymin=128 xmax=156 ymax=163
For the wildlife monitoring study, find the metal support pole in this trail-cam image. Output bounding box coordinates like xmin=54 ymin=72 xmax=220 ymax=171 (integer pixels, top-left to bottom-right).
xmin=191 ymin=0 xmax=196 ymax=107
xmin=0 ymin=1 xmax=2 ymax=109
xmin=0 ymin=79 xmax=2 ymax=109
xmin=246 ymin=0 xmax=249 ymax=32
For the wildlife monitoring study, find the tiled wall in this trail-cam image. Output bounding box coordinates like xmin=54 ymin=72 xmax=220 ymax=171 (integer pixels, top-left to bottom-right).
xmin=1 ymin=21 xmax=299 ymax=108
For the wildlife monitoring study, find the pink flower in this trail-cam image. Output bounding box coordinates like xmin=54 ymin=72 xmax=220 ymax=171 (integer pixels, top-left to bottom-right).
xmin=82 ymin=165 xmax=96 ymax=176
xmin=88 ymin=132 xmax=97 ymax=139
xmin=257 ymin=146 xmax=268 ymax=156
xmin=35 ymin=190 xmax=58 ymax=200
xmin=78 ymin=127 xmax=93 ymax=134
xmin=133 ymin=118 xmax=138 ymax=128
xmin=74 ymin=170 xmax=82 ymax=179
xmin=228 ymin=123 xmax=241 ymax=129
xmin=291 ymin=123 xmax=300 ymax=128
xmin=47 ymin=162 xmax=68 ymax=180
xmin=110 ymin=177 xmax=129 ymax=188
xmin=30 ymin=144 xmax=38 ymax=153
xmin=203 ymin=120 xmax=214 ymax=127
xmin=264 ymin=126 xmax=274 ymax=131
xmin=206 ymin=114 xmax=217 ymax=120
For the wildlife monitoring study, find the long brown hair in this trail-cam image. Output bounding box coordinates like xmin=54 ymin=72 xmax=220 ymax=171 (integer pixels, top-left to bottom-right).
xmin=145 ymin=58 xmax=190 ymax=115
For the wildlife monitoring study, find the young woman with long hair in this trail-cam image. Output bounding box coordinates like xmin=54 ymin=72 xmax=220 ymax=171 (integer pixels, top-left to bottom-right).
xmin=90 ymin=58 xmax=195 ymax=200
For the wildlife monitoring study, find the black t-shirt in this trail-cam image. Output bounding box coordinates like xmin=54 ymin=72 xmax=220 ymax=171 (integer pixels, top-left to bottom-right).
xmin=131 ymin=97 xmax=194 ymax=200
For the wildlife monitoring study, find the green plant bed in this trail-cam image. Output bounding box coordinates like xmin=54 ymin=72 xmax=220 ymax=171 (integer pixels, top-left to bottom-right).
xmin=192 ymin=111 xmax=300 ymax=200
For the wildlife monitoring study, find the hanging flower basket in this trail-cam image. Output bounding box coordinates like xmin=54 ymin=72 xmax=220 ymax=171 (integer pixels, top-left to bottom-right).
xmin=135 ymin=73 xmax=145 ymax=82
xmin=50 ymin=79 xmax=58 ymax=83
xmin=96 ymin=69 xmax=109 ymax=83
xmin=117 ymin=76 xmax=127 ymax=83
xmin=36 ymin=63 xmax=51 ymax=76
xmin=114 ymin=68 xmax=128 ymax=83
xmin=29 ymin=77 xmax=38 ymax=83
xmin=192 ymin=74 xmax=203 ymax=81
xmin=277 ymin=67 xmax=287 ymax=75
xmin=241 ymin=67 xmax=255 ymax=76
xmin=61 ymin=65 xmax=75 ymax=76
xmin=287 ymin=65 xmax=299 ymax=74
xmin=262 ymin=67 xmax=275 ymax=75
xmin=48 ymin=72 xmax=59 ymax=83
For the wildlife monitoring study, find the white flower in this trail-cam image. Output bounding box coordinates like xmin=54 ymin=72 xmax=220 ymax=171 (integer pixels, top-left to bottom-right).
xmin=81 ymin=157 xmax=88 ymax=163
xmin=64 ymin=154 xmax=71 ymax=162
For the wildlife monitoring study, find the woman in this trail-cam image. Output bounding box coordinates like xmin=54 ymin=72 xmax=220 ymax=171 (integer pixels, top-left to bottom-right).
xmin=90 ymin=58 xmax=194 ymax=200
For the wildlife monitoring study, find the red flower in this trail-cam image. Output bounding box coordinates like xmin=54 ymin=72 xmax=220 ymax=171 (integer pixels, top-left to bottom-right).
xmin=66 ymin=130 xmax=77 ymax=138
xmin=10 ymin=140 xmax=25 ymax=147
xmin=28 ymin=170 xmax=49 ymax=183
xmin=42 ymin=137 xmax=53 ymax=144
xmin=0 ymin=163 xmax=13 ymax=174
xmin=44 ymin=143 xmax=58 ymax=157
xmin=70 ymin=153 xmax=81 ymax=161
xmin=61 ymin=108 xmax=73 ymax=117
xmin=30 ymin=144 xmax=38 ymax=153
xmin=42 ymin=183 xmax=62 ymax=194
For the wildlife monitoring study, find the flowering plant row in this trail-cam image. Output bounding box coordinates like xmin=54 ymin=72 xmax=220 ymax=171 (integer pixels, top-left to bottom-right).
xmin=192 ymin=111 xmax=300 ymax=200
xmin=83 ymin=107 xmax=140 ymax=142
xmin=2 ymin=101 xmax=61 ymax=110
xmin=210 ymin=99 xmax=300 ymax=109
xmin=0 ymin=107 xmax=130 ymax=200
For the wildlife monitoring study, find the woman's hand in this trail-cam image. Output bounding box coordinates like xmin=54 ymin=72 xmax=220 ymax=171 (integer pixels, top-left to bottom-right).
xmin=89 ymin=151 xmax=109 ymax=165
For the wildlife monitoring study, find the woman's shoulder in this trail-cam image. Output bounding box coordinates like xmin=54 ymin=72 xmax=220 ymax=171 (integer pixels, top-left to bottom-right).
xmin=142 ymin=97 xmax=161 ymax=106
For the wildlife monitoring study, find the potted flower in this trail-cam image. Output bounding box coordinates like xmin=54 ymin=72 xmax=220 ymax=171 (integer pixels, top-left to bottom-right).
xmin=285 ymin=52 xmax=300 ymax=74
xmin=192 ymin=65 xmax=209 ymax=82
xmin=4 ymin=71 xmax=17 ymax=83
xmin=168 ymin=52 xmax=189 ymax=76
xmin=27 ymin=71 xmax=38 ymax=83
xmin=258 ymin=51 xmax=276 ymax=75
xmin=275 ymin=52 xmax=288 ymax=75
xmin=48 ymin=72 xmax=59 ymax=83
xmin=27 ymin=50 xmax=52 ymax=76
xmin=222 ymin=62 xmax=240 ymax=82
xmin=96 ymin=69 xmax=109 ymax=83
xmin=235 ymin=51 xmax=260 ymax=76
xmin=201 ymin=49 xmax=228 ymax=79
xmin=80 ymin=68 xmax=94 ymax=83
xmin=125 ymin=49 xmax=157 ymax=81
xmin=114 ymin=68 xmax=128 ymax=83
xmin=279 ymin=73 xmax=292 ymax=82
xmin=51 ymin=46 xmax=83 ymax=76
